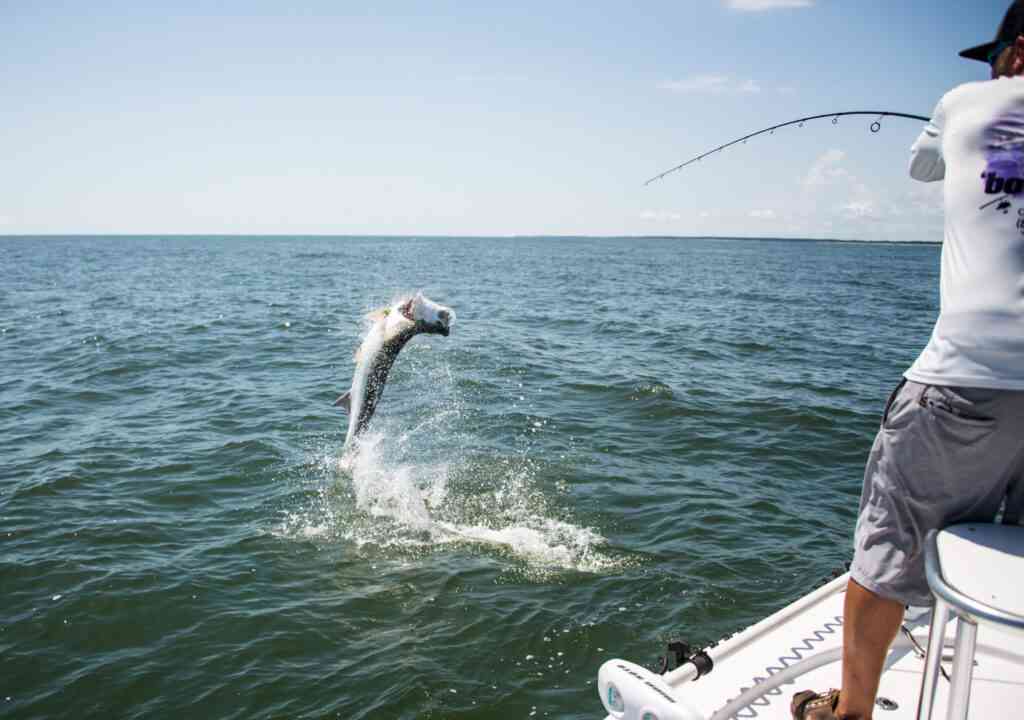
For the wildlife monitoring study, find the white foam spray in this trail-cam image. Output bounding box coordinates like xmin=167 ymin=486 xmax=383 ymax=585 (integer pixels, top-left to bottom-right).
xmin=277 ymin=351 xmax=623 ymax=576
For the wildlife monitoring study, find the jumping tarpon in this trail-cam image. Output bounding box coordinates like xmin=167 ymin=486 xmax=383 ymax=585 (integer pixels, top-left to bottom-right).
xmin=335 ymin=292 xmax=455 ymax=449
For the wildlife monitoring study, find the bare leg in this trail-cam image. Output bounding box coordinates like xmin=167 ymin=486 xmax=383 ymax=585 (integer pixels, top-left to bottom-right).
xmin=836 ymin=578 xmax=905 ymax=720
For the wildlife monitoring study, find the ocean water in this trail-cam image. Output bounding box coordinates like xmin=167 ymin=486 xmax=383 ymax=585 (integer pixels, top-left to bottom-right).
xmin=0 ymin=236 xmax=939 ymax=719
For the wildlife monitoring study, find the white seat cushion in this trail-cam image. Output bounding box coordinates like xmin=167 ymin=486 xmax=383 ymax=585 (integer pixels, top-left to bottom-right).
xmin=937 ymin=523 xmax=1024 ymax=618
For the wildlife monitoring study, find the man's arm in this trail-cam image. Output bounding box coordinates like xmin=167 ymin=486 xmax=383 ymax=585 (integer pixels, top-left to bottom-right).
xmin=909 ymin=98 xmax=946 ymax=182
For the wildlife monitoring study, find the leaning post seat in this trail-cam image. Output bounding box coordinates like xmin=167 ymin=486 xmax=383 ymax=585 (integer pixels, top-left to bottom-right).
xmin=916 ymin=523 xmax=1024 ymax=720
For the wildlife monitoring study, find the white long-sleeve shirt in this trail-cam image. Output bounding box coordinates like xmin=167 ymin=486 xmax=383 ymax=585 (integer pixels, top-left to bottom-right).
xmin=904 ymin=77 xmax=1024 ymax=390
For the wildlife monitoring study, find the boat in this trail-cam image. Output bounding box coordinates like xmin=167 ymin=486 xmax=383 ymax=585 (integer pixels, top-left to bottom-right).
xmin=596 ymin=528 xmax=1024 ymax=720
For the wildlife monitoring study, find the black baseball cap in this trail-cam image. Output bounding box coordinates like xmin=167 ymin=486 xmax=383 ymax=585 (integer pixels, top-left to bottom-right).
xmin=960 ymin=1 xmax=1024 ymax=62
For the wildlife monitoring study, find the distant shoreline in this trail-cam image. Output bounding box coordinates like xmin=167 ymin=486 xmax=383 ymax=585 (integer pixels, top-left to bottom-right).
xmin=0 ymin=234 xmax=943 ymax=246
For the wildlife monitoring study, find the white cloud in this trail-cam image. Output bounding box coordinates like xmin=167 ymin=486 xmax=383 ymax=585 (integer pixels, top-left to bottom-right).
xmin=640 ymin=209 xmax=682 ymax=222
xmin=839 ymin=201 xmax=877 ymax=220
xmin=659 ymin=74 xmax=761 ymax=95
xmin=802 ymin=149 xmax=849 ymax=188
xmin=796 ymin=150 xmax=936 ymax=235
xmin=723 ymin=0 xmax=814 ymax=11
xmin=671 ymin=146 xmax=941 ymax=240
xmin=902 ymin=183 xmax=944 ymax=217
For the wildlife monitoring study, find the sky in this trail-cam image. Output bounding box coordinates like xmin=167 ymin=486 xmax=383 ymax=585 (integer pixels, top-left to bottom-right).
xmin=0 ymin=0 xmax=1012 ymax=240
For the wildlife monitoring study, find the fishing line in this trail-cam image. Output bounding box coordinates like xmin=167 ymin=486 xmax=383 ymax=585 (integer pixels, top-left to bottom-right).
xmin=644 ymin=111 xmax=930 ymax=186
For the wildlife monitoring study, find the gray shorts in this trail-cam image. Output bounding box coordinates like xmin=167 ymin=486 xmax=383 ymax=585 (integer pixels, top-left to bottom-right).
xmin=851 ymin=379 xmax=1024 ymax=606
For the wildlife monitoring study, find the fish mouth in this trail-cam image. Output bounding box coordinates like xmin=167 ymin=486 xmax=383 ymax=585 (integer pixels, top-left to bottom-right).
xmin=417 ymin=320 xmax=450 ymax=336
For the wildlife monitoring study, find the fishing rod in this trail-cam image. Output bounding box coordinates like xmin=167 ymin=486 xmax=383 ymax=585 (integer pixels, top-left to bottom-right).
xmin=644 ymin=110 xmax=930 ymax=186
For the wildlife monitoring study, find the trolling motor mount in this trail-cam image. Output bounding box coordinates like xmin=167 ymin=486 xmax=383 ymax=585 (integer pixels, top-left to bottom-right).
xmin=658 ymin=641 xmax=692 ymax=674
xmin=688 ymin=648 xmax=714 ymax=679
xmin=658 ymin=641 xmax=714 ymax=679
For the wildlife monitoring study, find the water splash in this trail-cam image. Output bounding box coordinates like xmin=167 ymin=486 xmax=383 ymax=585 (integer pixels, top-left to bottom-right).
xmin=277 ymin=370 xmax=622 ymax=575
xmin=346 ymin=429 xmax=444 ymax=532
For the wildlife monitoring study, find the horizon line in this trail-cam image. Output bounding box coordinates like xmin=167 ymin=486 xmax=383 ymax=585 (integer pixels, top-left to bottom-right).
xmin=0 ymin=233 xmax=941 ymax=245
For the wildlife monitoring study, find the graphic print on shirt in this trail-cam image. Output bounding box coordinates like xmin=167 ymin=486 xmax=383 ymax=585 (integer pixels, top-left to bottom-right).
xmin=980 ymin=111 xmax=1024 ymax=231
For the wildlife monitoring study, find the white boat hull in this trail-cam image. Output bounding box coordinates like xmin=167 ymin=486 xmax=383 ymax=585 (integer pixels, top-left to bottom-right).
xmin=598 ymin=573 xmax=1024 ymax=719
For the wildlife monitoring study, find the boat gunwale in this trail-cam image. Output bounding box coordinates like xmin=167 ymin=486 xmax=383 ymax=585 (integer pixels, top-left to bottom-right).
xmin=663 ymin=572 xmax=850 ymax=688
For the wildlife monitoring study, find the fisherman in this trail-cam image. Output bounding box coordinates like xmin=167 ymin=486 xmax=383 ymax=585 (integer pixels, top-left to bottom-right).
xmin=792 ymin=3 xmax=1024 ymax=719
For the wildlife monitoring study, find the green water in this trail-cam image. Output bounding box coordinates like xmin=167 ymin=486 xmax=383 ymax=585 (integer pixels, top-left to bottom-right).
xmin=0 ymin=236 xmax=940 ymax=719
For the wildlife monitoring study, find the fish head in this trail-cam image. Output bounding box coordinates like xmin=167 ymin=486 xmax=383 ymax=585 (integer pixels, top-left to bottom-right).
xmin=399 ymin=292 xmax=455 ymax=337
